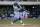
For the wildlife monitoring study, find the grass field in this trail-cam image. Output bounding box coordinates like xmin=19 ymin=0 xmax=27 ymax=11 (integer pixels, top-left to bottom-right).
xmin=15 ymin=18 xmax=40 ymax=25
xmin=0 ymin=18 xmax=40 ymax=25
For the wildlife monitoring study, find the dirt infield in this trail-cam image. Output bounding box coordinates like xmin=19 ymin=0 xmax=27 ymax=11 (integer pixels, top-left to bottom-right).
xmin=0 ymin=24 xmax=40 ymax=27
xmin=24 ymin=25 xmax=40 ymax=27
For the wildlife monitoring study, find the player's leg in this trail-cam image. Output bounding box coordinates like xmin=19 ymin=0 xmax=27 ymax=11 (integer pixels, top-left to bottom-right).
xmin=13 ymin=14 xmax=19 ymax=23
xmin=19 ymin=12 xmax=23 ymax=24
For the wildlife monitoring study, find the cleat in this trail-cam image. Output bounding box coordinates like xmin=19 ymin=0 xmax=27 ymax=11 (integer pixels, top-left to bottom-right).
xmin=11 ymin=22 xmax=13 ymax=24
